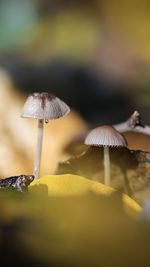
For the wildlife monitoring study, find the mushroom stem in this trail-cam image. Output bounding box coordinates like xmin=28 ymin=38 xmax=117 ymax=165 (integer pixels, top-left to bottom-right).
xmin=104 ymin=146 xmax=110 ymax=186
xmin=34 ymin=119 xmax=44 ymax=179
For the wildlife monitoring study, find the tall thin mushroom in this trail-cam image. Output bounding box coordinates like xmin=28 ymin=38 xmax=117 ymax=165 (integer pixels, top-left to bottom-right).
xmin=84 ymin=125 xmax=127 ymax=186
xmin=21 ymin=92 xmax=70 ymax=179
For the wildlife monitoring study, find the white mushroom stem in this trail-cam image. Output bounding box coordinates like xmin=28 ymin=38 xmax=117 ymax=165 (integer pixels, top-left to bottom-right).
xmin=34 ymin=119 xmax=44 ymax=179
xmin=104 ymin=146 xmax=110 ymax=186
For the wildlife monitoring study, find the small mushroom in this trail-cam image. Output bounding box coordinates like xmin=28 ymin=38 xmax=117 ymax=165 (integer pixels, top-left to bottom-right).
xmin=21 ymin=92 xmax=70 ymax=179
xmin=84 ymin=125 xmax=127 ymax=186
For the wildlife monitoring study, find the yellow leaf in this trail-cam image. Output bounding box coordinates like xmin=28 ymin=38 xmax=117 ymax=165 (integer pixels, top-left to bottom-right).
xmin=29 ymin=174 xmax=141 ymax=218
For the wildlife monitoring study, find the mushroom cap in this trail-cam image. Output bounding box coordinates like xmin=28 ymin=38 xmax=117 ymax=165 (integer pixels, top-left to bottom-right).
xmin=21 ymin=92 xmax=70 ymax=120
xmin=85 ymin=125 xmax=127 ymax=147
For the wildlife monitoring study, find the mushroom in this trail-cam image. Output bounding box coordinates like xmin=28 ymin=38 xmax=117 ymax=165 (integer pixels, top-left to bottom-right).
xmin=21 ymin=92 xmax=70 ymax=179
xmin=84 ymin=125 xmax=127 ymax=186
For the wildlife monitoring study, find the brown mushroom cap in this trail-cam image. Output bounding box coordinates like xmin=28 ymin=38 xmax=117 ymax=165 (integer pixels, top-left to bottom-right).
xmin=85 ymin=125 xmax=127 ymax=147
xmin=21 ymin=92 xmax=70 ymax=120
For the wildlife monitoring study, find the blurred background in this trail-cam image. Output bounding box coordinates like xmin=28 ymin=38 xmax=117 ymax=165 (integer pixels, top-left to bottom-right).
xmin=1 ymin=2 xmax=150 ymax=265
xmin=0 ymin=0 xmax=150 ymax=177
xmin=0 ymin=0 xmax=150 ymax=123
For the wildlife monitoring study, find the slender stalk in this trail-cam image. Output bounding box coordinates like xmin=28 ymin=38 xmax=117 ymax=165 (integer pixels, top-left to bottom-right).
xmin=104 ymin=146 xmax=110 ymax=186
xmin=34 ymin=120 xmax=44 ymax=179
xmin=122 ymin=169 xmax=132 ymax=197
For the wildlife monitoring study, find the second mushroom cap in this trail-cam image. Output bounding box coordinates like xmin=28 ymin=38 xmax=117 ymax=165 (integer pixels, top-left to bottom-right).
xmin=85 ymin=125 xmax=127 ymax=147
